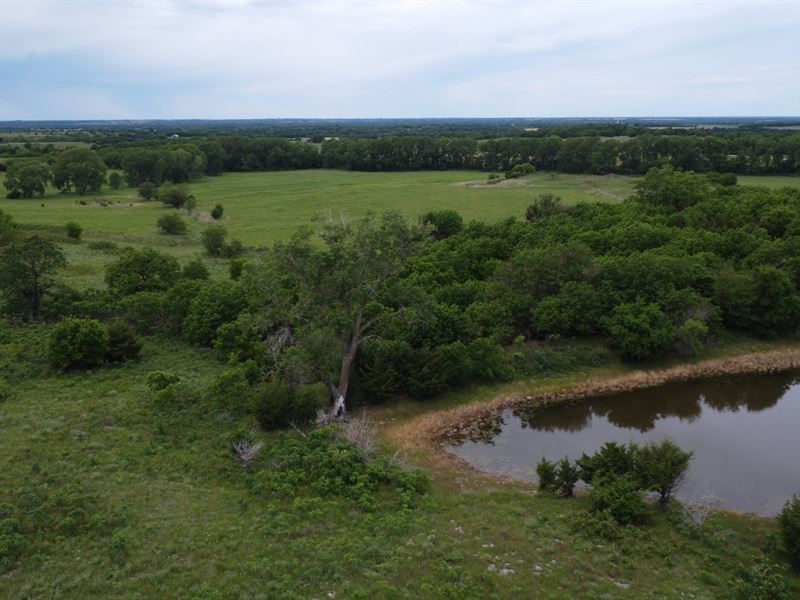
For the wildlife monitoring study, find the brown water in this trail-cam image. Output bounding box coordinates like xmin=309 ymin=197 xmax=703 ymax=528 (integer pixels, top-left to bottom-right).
xmin=446 ymin=371 xmax=800 ymax=515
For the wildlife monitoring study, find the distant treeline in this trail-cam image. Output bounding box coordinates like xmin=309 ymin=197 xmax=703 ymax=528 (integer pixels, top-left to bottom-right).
xmin=94 ymin=133 xmax=800 ymax=184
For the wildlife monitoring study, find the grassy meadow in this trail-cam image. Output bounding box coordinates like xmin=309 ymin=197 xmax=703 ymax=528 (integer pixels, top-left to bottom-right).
xmin=2 ymin=169 xmax=800 ymax=598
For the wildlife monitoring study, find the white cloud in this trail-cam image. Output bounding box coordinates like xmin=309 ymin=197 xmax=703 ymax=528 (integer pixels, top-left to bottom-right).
xmin=1 ymin=1 xmax=798 ymax=117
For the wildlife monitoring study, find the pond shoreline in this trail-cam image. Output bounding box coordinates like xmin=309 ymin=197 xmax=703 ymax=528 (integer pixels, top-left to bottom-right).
xmin=389 ymin=347 xmax=800 ymax=465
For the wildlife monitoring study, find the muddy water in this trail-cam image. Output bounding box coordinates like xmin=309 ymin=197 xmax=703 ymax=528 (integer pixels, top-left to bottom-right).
xmin=446 ymin=371 xmax=800 ymax=515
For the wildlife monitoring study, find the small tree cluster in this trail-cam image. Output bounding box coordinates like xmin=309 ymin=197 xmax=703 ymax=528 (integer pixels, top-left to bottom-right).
xmin=201 ymin=224 xmax=243 ymax=258
xmin=536 ymin=456 xmax=578 ymax=497
xmin=48 ymin=317 xmax=140 ymax=370
xmin=157 ymin=213 xmax=187 ymax=235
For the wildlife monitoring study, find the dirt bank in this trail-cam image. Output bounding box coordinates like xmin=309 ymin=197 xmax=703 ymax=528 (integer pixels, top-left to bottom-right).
xmin=387 ymin=348 xmax=800 ymax=462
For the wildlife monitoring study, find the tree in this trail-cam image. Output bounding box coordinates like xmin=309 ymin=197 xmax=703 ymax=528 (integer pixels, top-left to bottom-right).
xmin=778 ymin=494 xmax=800 ymax=571
xmin=422 ymin=210 xmax=463 ymax=240
xmin=201 ymin=225 xmax=227 ymax=257
xmin=52 ymin=147 xmax=107 ymax=194
xmin=137 ymin=181 xmax=157 ymax=201
xmin=634 ymin=439 xmax=693 ymax=508
xmin=4 ymin=159 xmax=50 ymax=198
xmin=248 ymin=211 xmax=428 ymax=419
xmin=605 ymin=300 xmax=674 ymax=361
xmin=108 ymin=172 xmax=122 ymax=190
xmin=525 ymin=192 xmax=566 ymax=222
xmin=157 ymin=213 xmax=187 ymax=235
xmin=0 ymin=236 xmax=66 ymax=319
xmin=0 ymin=210 xmax=16 ymax=246
xmin=211 ymin=204 xmax=224 ymax=220
xmin=634 ymin=165 xmax=710 ymax=212
xmin=48 ymin=317 xmax=109 ymax=370
xmin=105 ymin=248 xmax=180 ymax=296
xmin=158 ymin=186 xmax=194 ymax=209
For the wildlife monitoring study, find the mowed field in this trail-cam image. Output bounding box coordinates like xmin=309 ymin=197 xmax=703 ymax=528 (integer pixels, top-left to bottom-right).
xmin=1 ymin=169 xmax=797 ymax=289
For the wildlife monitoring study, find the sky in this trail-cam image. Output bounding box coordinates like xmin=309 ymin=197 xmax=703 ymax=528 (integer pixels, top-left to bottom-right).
xmin=1 ymin=0 xmax=799 ymax=119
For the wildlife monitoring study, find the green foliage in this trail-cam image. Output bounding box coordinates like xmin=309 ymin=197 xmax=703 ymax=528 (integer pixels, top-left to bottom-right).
xmin=158 ymin=185 xmax=194 ymax=209
xmin=210 ymin=204 xmax=224 ymax=219
xmin=605 ymin=300 xmax=674 ymax=361
xmin=0 ymin=377 xmax=11 ymax=403
xmin=137 ymin=181 xmax=157 ymax=200
xmin=576 ymin=442 xmax=638 ymax=484
xmin=634 ymin=439 xmax=693 ymax=508
xmin=571 ymin=509 xmax=624 ymax=541
xmin=555 ymin=457 xmax=579 ymax=497
xmin=589 ymin=475 xmax=648 ymax=526
xmin=201 ymin=224 xmax=227 ymax=257
xmin=505 ymin=162 xmax=535 ymax=179
xmin=48 ymin=317 xmax=109 ymax=370
xmin=87 ymin=240 xmax=120 ymax=253
xmin=106 ymin=319 xmax=142 ymax=363
xmin=4 ymin=159 xmax=50 ymax=198
xmin=254 ymin=427 xmax=427 ymax=510
xmin=525 ymin=192 xmax=566 ymax=222
xmin=422 ymin=210 xmax=463 ymax=240
xmin=213 ymin=313 xmax=269 ymax=365
xmin=729 ymin=557 xmax=793 ymax=600
xmin=156 ymin=212 xmax=187 ymax=235
xmin=0 ymin=209 xmax=16 ymax=247
xmin=536 ymin=457 xmax=557 ymax=493
xmin=674 ymin=318 xmax=709 ymax=356
xmin=254 ymin=381 xmax=325 ymax=430
xmin=634 ymin=165 xmax=710 ymax=212
xmin=228 ymin=257 xmax=247 ymax=280
xmin=0 ymin=502 xmax=24 ymax=573
xmin=162 ymin=280 xmax=204 ymax=335
xmin=105 ymin=248 xmax=180 ymax=296
xmin=52 ymin=147 xmax=107 ymax=194
xmin=181 ymin=259 xmax=209 ymax=281
xmin=183 ymin=281 xmax=246 ymax=346
xmin=108 ymin=171 xmax=122 ymax=190
xmin=208 ymin=363 xmax=259 ymax=411
xmin=118 ymin=291 xmax=166 ymax=334
xmin=0 ymin=236 xmax=66 ymax=320
xmin=778 ymin=494 xmax=800 ymax=571
xmin=146 ymin=370 xmax=180 ymax=392
xmin=65 ymin=221 xmax=82 ymax=241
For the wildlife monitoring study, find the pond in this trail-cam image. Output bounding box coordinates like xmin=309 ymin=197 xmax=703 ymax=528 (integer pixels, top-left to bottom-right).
xmin=446 ymin=371 xmax=800 ymax=515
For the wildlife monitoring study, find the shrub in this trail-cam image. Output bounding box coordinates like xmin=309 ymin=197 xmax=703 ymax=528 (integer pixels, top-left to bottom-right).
xmin=105 ymin=248 xmax=180 ymax=296
xmin=48 ymin=317 xmax=109 ymax=370
xmin=223 ymin=239 xmax=244 ymax=258
xmin=254 ymin=381 xmax=325 ymax=430
xmin=211 ymin=204 xmax=224 ymax=219
xmin=201 ymin=225 xmax=227 ymax=257
xmin=506 ymin=162 xmax=535 ymax=179
xmin=634 ymin=439 xmax=693 ymax=508
xmin=108 ymin=172 xmax=122 ymax=190
xmin=65 ymin=221 xmax=82 ymax=241
xmin=157 ymin=213 xmax=187 ymax=235
xmin=605 ymin=300 xmax=674 ymax=361
xmin=118 ymin=291 xmax=167 ymax=334
xmin=213 ymin=314 xmax=269 ymax=365
xmin=158 ymin=186 xmax=194 ymax=209
xmin=228 ymin=257 xmax=247 ymax=280
xmin=208 ymin=364 xmax=259 ymax=411
xmin=778 ymin=494 xmax=800 ymax=571
xmin=729 ymin=557 xmax=792 ymax=600
xmin=421 ymin=210 xmax=463 ymax=240
xmin=87 ymin=240 xmax=119 ymax=253
xmin=162 ymin=280 xmax=205 ymax=335
xmin=571 ymin=509 xmax=624 ymax=541
xmin=0 ymin=502 xmax=23 ymax=573
xmin=536 ymin=457 xmax=557 ymax=493
xmin=181 ymin=259 xmax=209 ymax=281
xmin=137 ymin=181 xmax=157 ymax=200
xmin=106 ymin=319 xmax=142 ymax=363
xmin=555 ymin=457 xmax=579 ymax=497
xmin=674 ymin=318 xmax=709 ymax=356
xmin=146 ymin=370 xmax=180 ymax=392
xmin=589 ymin=475 xmax=648 ymax=526
xmin=525 ymin=193 xmax=566 ymax=222
xmin=576 ymin=442 xmax=638 ymax=484
xmin=183 ymin=282 xmax=246 ymax=345
xmin=0 ymin=378 xmax=12 ymax=403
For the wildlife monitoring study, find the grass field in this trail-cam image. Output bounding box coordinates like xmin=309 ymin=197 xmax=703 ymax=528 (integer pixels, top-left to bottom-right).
xmin=2 ymin=169 xmax=797 ymax=290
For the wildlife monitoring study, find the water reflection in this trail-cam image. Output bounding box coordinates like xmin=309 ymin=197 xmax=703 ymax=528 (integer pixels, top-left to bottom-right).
xmin=448 ymin=371 xmax=800 ymax=515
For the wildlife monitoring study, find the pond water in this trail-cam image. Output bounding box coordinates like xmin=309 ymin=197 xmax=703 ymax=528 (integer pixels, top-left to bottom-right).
xmin=446 ymin=371 xmax=800 ymax=515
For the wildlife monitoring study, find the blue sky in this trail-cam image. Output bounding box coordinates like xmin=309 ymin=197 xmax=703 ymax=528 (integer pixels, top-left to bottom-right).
xmin=2 ymin=0 xmax=799 ymax=119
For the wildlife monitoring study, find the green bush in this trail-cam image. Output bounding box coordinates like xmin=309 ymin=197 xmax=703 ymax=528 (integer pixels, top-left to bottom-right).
xmin=108 ymin=172 xmax=122 ymax=190
xmin=157 ymin=213 xmax=187 ymax=235
xmin=421 ymin=210 xmax=463 ymax=240
xmin=65 ymin=221 xmax=82 ymax=241
xmin=536 ymin=457 xmax=557 ymax=493
xmin=183 ymin=282 xmax=246 ymax=346
xmin=137 ymin=181 xmax=157 ymax=200
xmin=208 ymin=363 xmax=259 ymax=411
xmin=634 ymin=439 xmax=693 ymax=508
xmin=589 ymin=475 xmax=648 ymax=525
xmin=181 ymin=259 xmax=209 ymax=281
xmin=48 ymin=317 xmax=109 ymax=370
xmin=254 ymin=381 xmax=325 ymax=430
xmin=505 ymin=162 xmax=535 ymax=179
xmin=118 ymin=291 xmax=167 ymax=334
xmin=105 ymin=248 xmax=180 ymax=296
xmin=158 ymin=186 xmax=194 ymax=209
xmin=106 ymin=319 xmax=142 ymax=363
xmin=146 ymin=370 xmax=180 ymax=392
xmin=87 ymin=240 xmax=120 ymax=253
xmin=211 ymin=204 xmax=224 ymax=219
xmin=0 ymin=502 xmax=24 ymax=573
xmin=778 ymin=494 xmax=800 ymax=571
xmin=201 ymin=225 xmax=227 ymax=257
xmin=0 ymin=377 xmax=12 ymax=403
xmin=605 ymin=300 xmax=674 ymax=361
xmin=555 ymin=457 xmax=579 ymax=497
xmin=729 ymin=557 xmax=792 ymax=600
xmin=162 ymin=280 xmax=205 ymax=335
xmin=228 ymin=257 xmax=247 ymax=280
xmin=571 ymin=509 xmax=624 ymax=541
xmin=213 ymin=314 xmax=269 ymax=366
xmin=223 ymin=239 xmax=244 ymax=258
xmin=576 ymin=442 xmax=638 ymax=484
